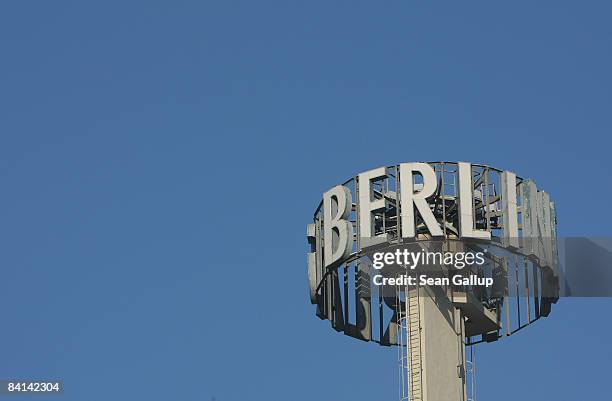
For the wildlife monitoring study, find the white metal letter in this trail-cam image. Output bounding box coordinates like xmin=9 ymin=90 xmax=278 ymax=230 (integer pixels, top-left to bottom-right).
xmin=399 ymin=162 xmax=442 ymax=238
xmin=501 ymin=171 xmax=519 ymax=249
xmin=323 ymin=185 xmax=354 ymax=267
xmin=458 ymin=162 xmax=491 ymax=240
xmin=358 ymin=167 xmax=388 ymax=240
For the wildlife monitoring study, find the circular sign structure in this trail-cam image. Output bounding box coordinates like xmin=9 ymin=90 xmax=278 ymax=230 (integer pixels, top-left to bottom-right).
xmin=307 ymin=161 xmax=559 ymax=345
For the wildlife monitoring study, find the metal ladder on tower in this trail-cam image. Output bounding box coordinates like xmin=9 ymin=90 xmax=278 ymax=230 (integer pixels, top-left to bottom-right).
xmin=397 ymin=280 xmax=423 ymax=401
xmin=407 ymin=285 xmax=423 ymax=401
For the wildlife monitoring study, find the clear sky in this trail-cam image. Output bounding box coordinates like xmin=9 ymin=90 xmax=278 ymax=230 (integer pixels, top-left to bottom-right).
xmin=1 ymin=2 xmax=611 ymax=400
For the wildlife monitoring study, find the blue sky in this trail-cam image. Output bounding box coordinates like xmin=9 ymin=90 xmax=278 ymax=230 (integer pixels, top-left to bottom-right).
xmin=1 ymin=2 xmax=611 ymax=400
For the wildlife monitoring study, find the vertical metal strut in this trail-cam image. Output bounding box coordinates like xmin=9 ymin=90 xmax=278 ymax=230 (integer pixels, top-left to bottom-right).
xmin=466 ymin=345 xmax=476 ymax=401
